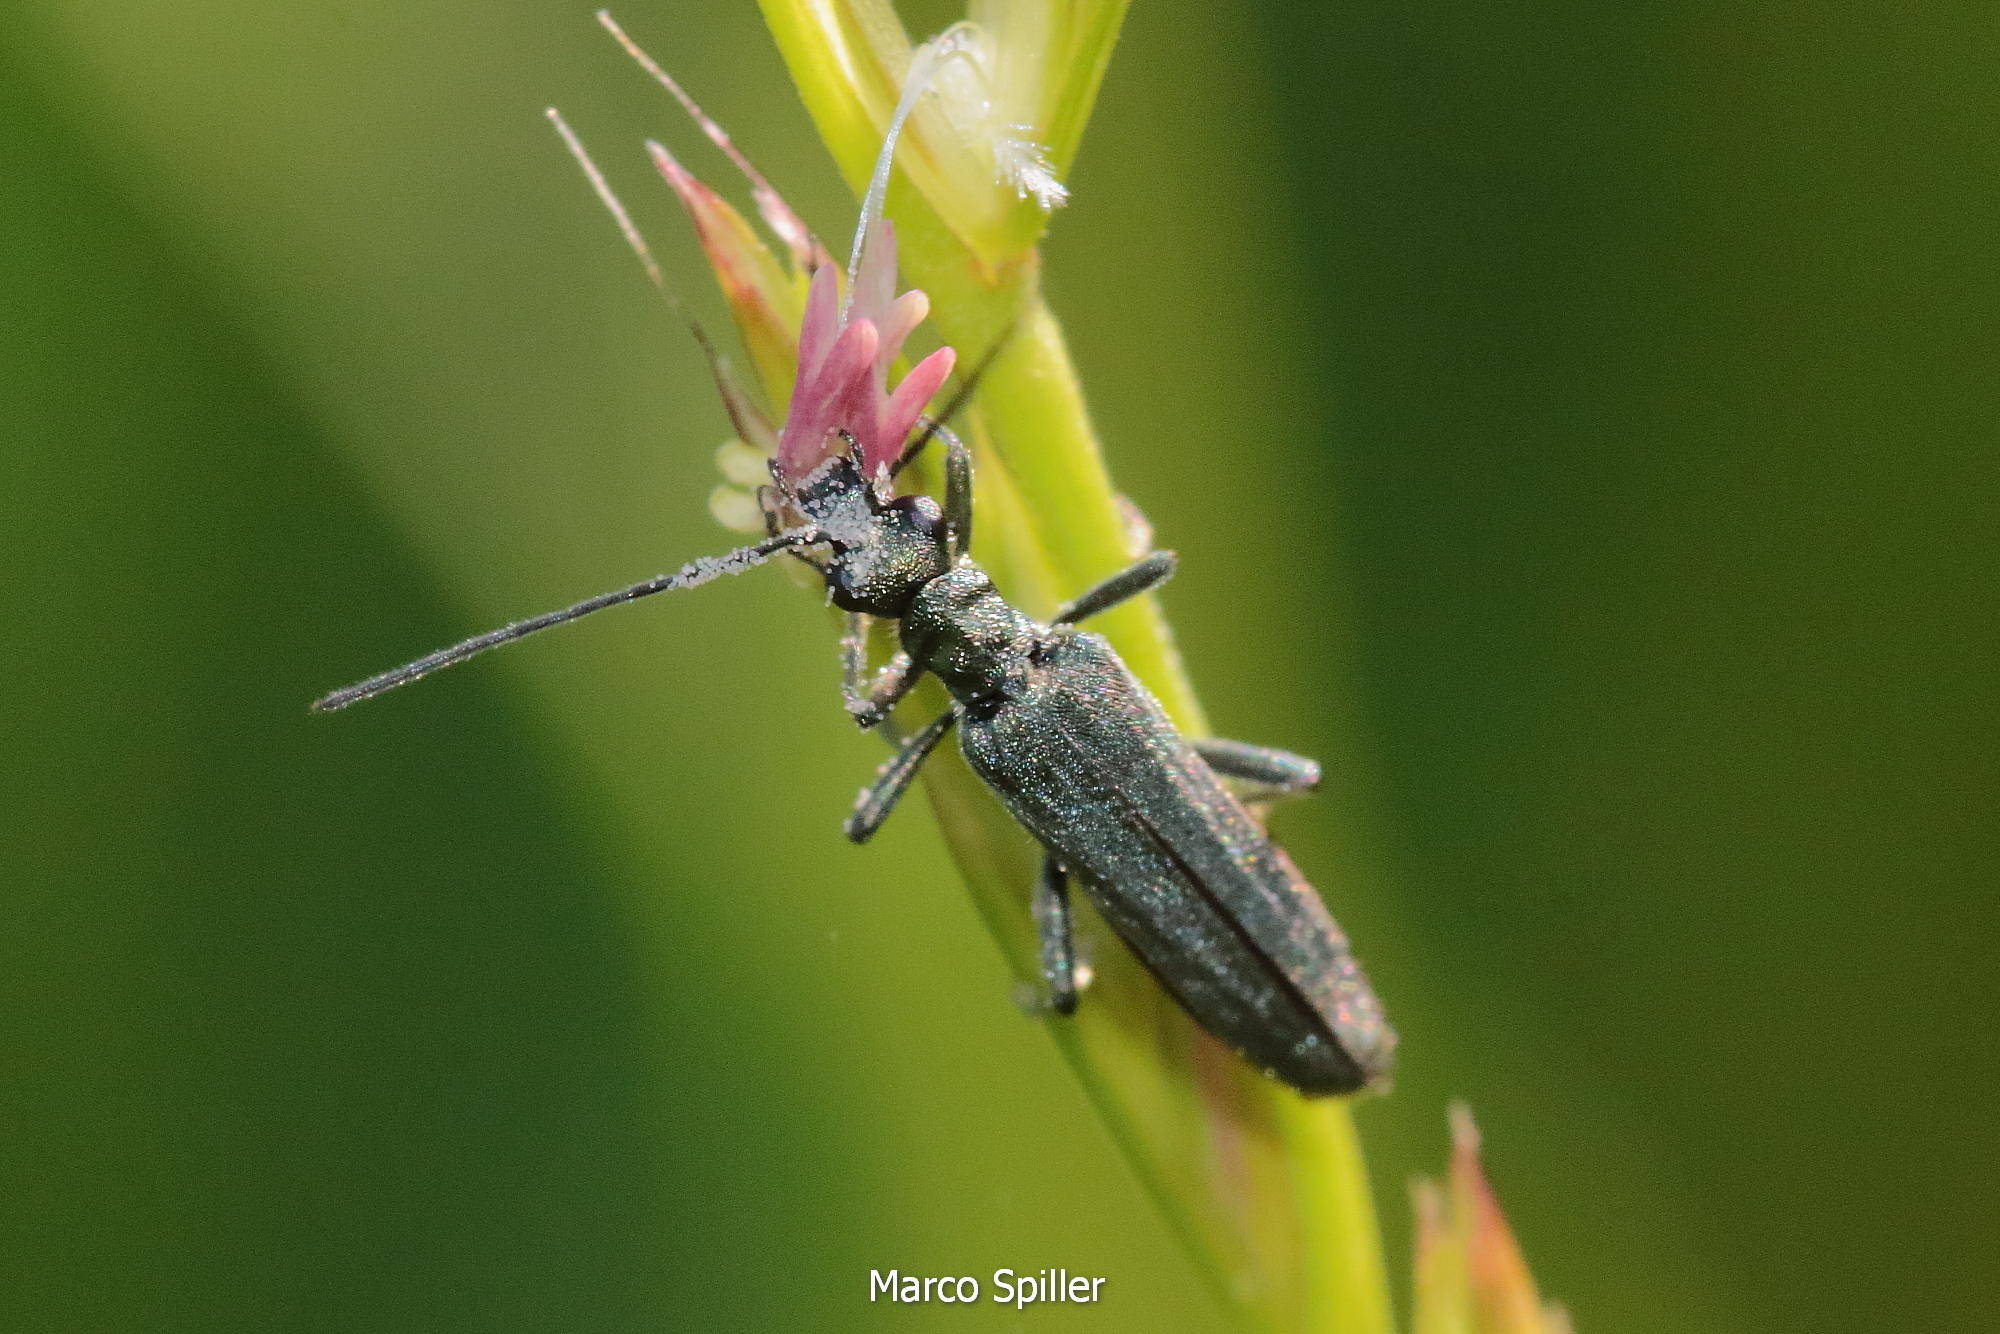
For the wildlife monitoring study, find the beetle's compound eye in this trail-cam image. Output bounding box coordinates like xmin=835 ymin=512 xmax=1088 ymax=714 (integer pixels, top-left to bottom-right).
xmin=885 ymin=494 xmax=945 ymax=541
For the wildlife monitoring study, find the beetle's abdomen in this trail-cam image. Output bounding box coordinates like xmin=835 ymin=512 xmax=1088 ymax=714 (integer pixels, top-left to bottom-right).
xmin=957 ymin=632 xmax=1395 ymax=1096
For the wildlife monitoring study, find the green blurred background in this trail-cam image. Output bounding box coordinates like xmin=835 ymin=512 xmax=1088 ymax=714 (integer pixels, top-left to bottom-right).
xmin=4 ymin=2 xmax=1993 ymax=1330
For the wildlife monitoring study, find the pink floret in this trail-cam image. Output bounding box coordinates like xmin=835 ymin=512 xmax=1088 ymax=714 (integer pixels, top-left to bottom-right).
xmin=774 ymin=222 xmax=956 ymax=480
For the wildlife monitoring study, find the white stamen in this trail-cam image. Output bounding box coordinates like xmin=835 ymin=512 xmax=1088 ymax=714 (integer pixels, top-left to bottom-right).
xmin=714 ymin=439 xmax=771 ymax=488
xmin=993 ymin=125 xmax=1069 ymax=208
xmin=708 ymin=485 xmax=766 ymax=534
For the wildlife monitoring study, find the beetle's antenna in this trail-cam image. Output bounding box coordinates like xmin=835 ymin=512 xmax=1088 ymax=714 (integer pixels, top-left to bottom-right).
xmin=312 ymin=527 xmax=824 ymax=712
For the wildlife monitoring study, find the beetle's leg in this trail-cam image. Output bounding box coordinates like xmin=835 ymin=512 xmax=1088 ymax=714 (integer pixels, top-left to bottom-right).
xmin=839 ymin=610 xmax=870 ymax=706
xmin=848 ymin=653 xmax=921 ymax=728
xmin=1052 ymin=551 xmax=1178 ymax=625
xmin=844 ymin=709 xmax=958 ymax=843
xmin=1032 ymin=855 xmax=1081 ymax=1015
xmin=940 ymin=424 xmax=974 ymax=561
xmin=840 ymin=611 xmax=923 ymax=729
xmin=1193 ymin=737 xmax=1322 ymax=800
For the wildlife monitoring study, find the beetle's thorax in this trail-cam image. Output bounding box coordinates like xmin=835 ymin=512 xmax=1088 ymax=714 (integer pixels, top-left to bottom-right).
xmin=900 ymin=560 xmax=1038 ymax=707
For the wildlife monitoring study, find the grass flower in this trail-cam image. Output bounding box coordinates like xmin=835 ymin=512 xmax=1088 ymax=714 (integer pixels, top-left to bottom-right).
xmin=775 ymin=225 xmax=955 ymax=480
xmin=1411 ymin=1109 xmax=1571 ymax=1334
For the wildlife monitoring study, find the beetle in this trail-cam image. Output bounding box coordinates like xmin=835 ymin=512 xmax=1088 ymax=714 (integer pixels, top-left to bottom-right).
xmin=316 ymin=17 xmax=1394 ymax=1094
xmin=314 ymin=419 xmax=1396 ymax=1096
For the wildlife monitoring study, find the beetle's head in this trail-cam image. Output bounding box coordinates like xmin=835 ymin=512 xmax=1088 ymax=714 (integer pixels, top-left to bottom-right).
xmin=788 ymin=451 xmax=948 ymax=618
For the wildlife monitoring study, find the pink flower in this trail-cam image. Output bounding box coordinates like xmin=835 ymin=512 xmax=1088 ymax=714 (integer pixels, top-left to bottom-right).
xmin=573 ymin=12 xmax=957 ymax=489
xmin=775 ymin=221 xmax=956 ymax=481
